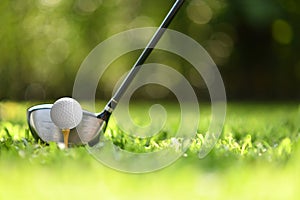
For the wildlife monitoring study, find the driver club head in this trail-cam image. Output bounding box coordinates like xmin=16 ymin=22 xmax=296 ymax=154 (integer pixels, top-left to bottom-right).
xmin=27 ymin=104 xmax=107 ymax=146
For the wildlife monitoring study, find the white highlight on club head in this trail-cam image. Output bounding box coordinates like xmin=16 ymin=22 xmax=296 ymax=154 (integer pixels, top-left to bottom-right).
xmin=50 ymin=97 xmax=83 ymax=129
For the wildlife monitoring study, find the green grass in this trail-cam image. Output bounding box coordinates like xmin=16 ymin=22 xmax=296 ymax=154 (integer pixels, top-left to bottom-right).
xmin=0 ymin=101 xmax=300 ymax=200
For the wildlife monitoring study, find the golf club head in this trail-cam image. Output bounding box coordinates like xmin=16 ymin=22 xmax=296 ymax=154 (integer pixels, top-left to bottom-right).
xmin=27 ymin=104 xmax=106 ymax=146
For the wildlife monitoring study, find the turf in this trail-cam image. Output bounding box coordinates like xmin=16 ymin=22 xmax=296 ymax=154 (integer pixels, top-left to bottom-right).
xmin=0 ymin=101 xmax=299 ymax=200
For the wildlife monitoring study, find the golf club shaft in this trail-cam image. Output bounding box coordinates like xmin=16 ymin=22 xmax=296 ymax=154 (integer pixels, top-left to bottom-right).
xmin=106 ymin=0 xmax=184 ymax=111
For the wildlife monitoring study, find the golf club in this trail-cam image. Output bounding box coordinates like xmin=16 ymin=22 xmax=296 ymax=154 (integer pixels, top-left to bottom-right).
xmin=27 ymin=0 xmax=185 ymax=146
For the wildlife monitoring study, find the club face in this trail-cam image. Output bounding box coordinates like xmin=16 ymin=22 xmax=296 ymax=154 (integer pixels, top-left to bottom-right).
xmin=27 ymin=104 xmax=106 ymax=145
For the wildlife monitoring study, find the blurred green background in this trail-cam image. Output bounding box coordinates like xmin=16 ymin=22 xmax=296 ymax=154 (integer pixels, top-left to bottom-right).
xmin=1 ymin=1 xmax=300 ymax=199
xmin=1 ymin=0 xmax=299 ymax=101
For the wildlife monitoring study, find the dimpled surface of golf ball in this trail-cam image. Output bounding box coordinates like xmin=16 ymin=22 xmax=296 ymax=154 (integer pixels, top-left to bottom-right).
xmin=50 ymin=97 xmax=83 ymax=129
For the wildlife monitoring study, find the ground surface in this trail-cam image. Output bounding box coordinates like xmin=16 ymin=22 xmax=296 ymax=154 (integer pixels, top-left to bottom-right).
xmin=0 ymin=101 xmax=299 ymax=200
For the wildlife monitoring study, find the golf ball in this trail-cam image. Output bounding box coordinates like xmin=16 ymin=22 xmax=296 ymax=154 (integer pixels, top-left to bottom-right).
xmin=50 ymin=97 xmax=83 ymax=129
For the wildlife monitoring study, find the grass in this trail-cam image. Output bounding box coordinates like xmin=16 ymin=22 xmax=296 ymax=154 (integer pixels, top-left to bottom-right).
xmin=0 ymin=101 xmax=300 ymax=199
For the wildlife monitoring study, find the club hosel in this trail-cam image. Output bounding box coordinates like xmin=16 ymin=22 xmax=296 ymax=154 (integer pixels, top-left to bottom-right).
xmin=97 ymin=108 xmax=112 ymax=122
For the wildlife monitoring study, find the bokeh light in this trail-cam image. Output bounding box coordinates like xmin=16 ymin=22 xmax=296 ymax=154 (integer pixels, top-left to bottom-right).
xmin=272 ymin=19 xmax=294 ymax=45
xmin=205 ymin=32 xmax=234 ymax=65
xmin=75 ymin=0 xmax=102 ymax=14
xmin=186 ymin=0 xmax=213 ymax=25
xmin=39 ymin=0 xmax=62 ymax=7
xmin=47 ymin=39 xmax=70 ymax=64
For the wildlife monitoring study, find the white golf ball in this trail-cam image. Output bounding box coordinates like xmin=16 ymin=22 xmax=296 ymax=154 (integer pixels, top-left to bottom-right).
xmin=50 ymin=97 xmax=83 ymax=130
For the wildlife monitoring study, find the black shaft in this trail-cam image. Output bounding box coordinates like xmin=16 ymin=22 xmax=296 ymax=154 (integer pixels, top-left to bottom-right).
xmin=107 ymin=0 xmax=185 ymax=110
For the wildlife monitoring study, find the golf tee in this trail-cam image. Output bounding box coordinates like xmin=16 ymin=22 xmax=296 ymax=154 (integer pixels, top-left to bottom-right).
xmin=62 ymin=129 xmax=70 ymax=148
